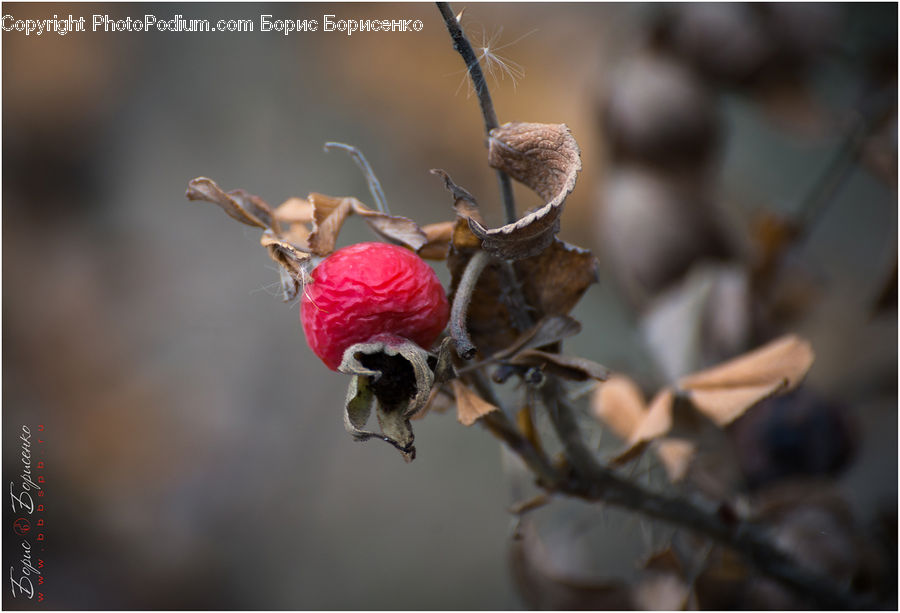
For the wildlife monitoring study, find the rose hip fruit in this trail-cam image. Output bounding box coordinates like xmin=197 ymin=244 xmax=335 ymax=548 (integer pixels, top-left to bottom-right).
xmin=300 ymin=242 xmax=450 ymax=370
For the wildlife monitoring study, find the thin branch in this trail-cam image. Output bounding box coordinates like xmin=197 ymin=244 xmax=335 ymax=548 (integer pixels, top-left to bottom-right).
xmin=450 ymin=250 xmax=489 ymax=359
xmin=466 ymin=369 xmax=559 ymax=489
xmin=436 ymin=1 xmax=517 ymax=225
xmin=435 ymin=3 xmax=877 ymax=608
xmin=538 ymin=380 xmax=875 ymax=610
xmin=323 ymin=142 xmax=390 ymax=214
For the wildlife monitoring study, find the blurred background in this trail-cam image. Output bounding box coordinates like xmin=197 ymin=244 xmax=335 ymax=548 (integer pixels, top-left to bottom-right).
xmin=2 ymin=2 xmax=896 ymax=609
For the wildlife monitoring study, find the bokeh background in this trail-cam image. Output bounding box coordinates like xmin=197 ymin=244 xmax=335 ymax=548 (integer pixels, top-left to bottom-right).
xmin=2 ymin=2 xmax=896 ymax=609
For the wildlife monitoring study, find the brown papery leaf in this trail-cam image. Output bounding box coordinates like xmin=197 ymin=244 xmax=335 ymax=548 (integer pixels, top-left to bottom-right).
xmin=679 ymin=335 xmax=813 ymax=390
xmin=274 ymin=197 xmax=314 ymax=224
xmin=307 ymin=193 xmax=428 ymax=256
xmin=514 ymin=239 xmax=599 ymax=320
xmin=470 ymin=122 xmax=582 ymax=259
xmin=451 ymin=379 xmax=499 ymax=426
xmin=688 ymin=381 xmax=785 ymax=427
xmin=186 ymin=177 xmax=278 ymax=231
xmin=656 ymin=438 xmax=696 ymax=483
xmin=612 ymin=388 xmax=674 ymax=465
xmin=417 ymin=221 xmax=455 ymax=260
xmin=678 ymin=335 xmax=815 ymax=427
xmin=592 ymin=374 xmax=647 ymax=440
xmin=509 ymin=349 xmax=610 ymax=382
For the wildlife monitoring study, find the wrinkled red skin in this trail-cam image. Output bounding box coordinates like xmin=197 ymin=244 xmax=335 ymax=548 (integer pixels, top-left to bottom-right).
xmin=301 ymin=242 xmax=450 ymax=370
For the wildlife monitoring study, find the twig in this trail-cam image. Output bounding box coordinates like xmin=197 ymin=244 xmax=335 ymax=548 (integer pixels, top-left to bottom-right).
xmin=436 ymin=2 xmax=517 ymax=225
xmin=466 ymin=369 xmax=559 ymax=489
xmin=323 ymin=142 xmax=391 ymax=214
xmin=538 ymin=380 xmax=874 ymax=610
xmin=434 ymin=3 xmax=876 ymax=609
xmin=450 ymin=250 xmax=489 ymax=359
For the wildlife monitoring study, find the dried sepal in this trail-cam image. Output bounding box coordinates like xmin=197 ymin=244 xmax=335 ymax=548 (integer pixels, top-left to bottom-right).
xmin=338 ymin=334 xmax=436 ymax=461
xmin=307 ymin=193 xmax=428 ymax=256
xmin=260 ymin=230 xmax=314 ymax=301
xmin=678 ymin=334 xmax=815 ymax=426
xmin=469 ymin=122 xmax=582 ymax=259
xmin=186 ymin=177 xmax=279 ymax=230
xmin=188 ymin=177 xmax=314 ymax=302
xmin=451 ymin=379 xmax=499 ymax=426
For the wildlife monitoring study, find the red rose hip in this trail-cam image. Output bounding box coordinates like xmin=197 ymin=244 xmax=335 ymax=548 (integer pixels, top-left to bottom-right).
xmin=301 ymin=242 xmax=450 ymax=370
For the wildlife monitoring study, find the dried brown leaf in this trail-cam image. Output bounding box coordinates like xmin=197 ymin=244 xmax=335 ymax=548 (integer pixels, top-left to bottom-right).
xmin=418 ymin=221 xmax=455 ymax=260
xmin=656 ymin=438 xmax=696 ymax=483
xmin=274 ymin=197 xmax=314 ymax=224
xmin=307 ymin=193 xmax=428 ymax=256
xmin=186 ymin=177 xmax=278 ymax=230
xmin=592 ymin=374 xmax=647 ymax=440
xmin=513 ymin=239 xmax=599 ymax=320
xmin=439 ymin=170 xmax=596 ymax=358
xmin=509 ymin=349 xmax=610 ymax=382
xmin=678 ymin=334 xmax=815 ymax=427
xmin=430 ymin=168 xmax=483 ymax=224
xmin=470 ymin=122 xmax=582 ymax=259
xmin=451 ymin=379 xmax=499 ymax=426
xmin=688 ymin=381 xmax=786 ymax=427
xmin=679 ymin=334 xmax=814 ymax=390
xmin=612 ymin=388 xmax=674 ymax=465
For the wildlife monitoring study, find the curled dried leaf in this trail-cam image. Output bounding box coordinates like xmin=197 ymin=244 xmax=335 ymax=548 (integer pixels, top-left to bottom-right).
xmin=678 ymin=334 xmax=815 ymax=427
xmin=430 ymin=168 xmax=482 ymax=222
xmin=307 ymin=193 xmax=428 ymax=256
xmin=469 ymin=122 xmax=582 ymax=259
xmin=451 ymin=379 xmax=499 ymax=426
xmin=513 ymin=239 xmax=599 ymax=320
xmin=260 ymin=230 xmax=314 ymax=301
xmin=274 ymin=197 xmax=314 ymax=225
xmin=612 ymin=388 xmax=674 ymax=465
xmin=592 ymin=374 xmax=647 ymax=440
xmin=186 ymin=177 xmax=278 ymax=230
xmin=656 ymin=438 xmax=696 ymax=483
xmin=418 ymin=221 xmax=455 ymax=260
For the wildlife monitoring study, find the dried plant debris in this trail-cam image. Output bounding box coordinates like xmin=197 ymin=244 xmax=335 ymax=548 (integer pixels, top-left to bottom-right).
xmin=187 ymin=175 xmax=443 ymax=304
xmin=339 ymin=334 xmax=436 ymax=462
xmin=468 ymin=122 xmax=581 ymax=259
xmin=678 ymin=334 xmax=814 ymax=426
xmin=186 ymin=177 xmax=279 ymax=230
xmin=442 ymin=194 xmax=599 ymax=358
xmin=593 ymin=335 xmax=815 ymax=480
xmin=418 ymin=221 xmax=456 ymax=260
xmin=306 ymin=193 xmax=428 ymax=256
xmin=451 ymin=379 xmax=499 ymax=426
